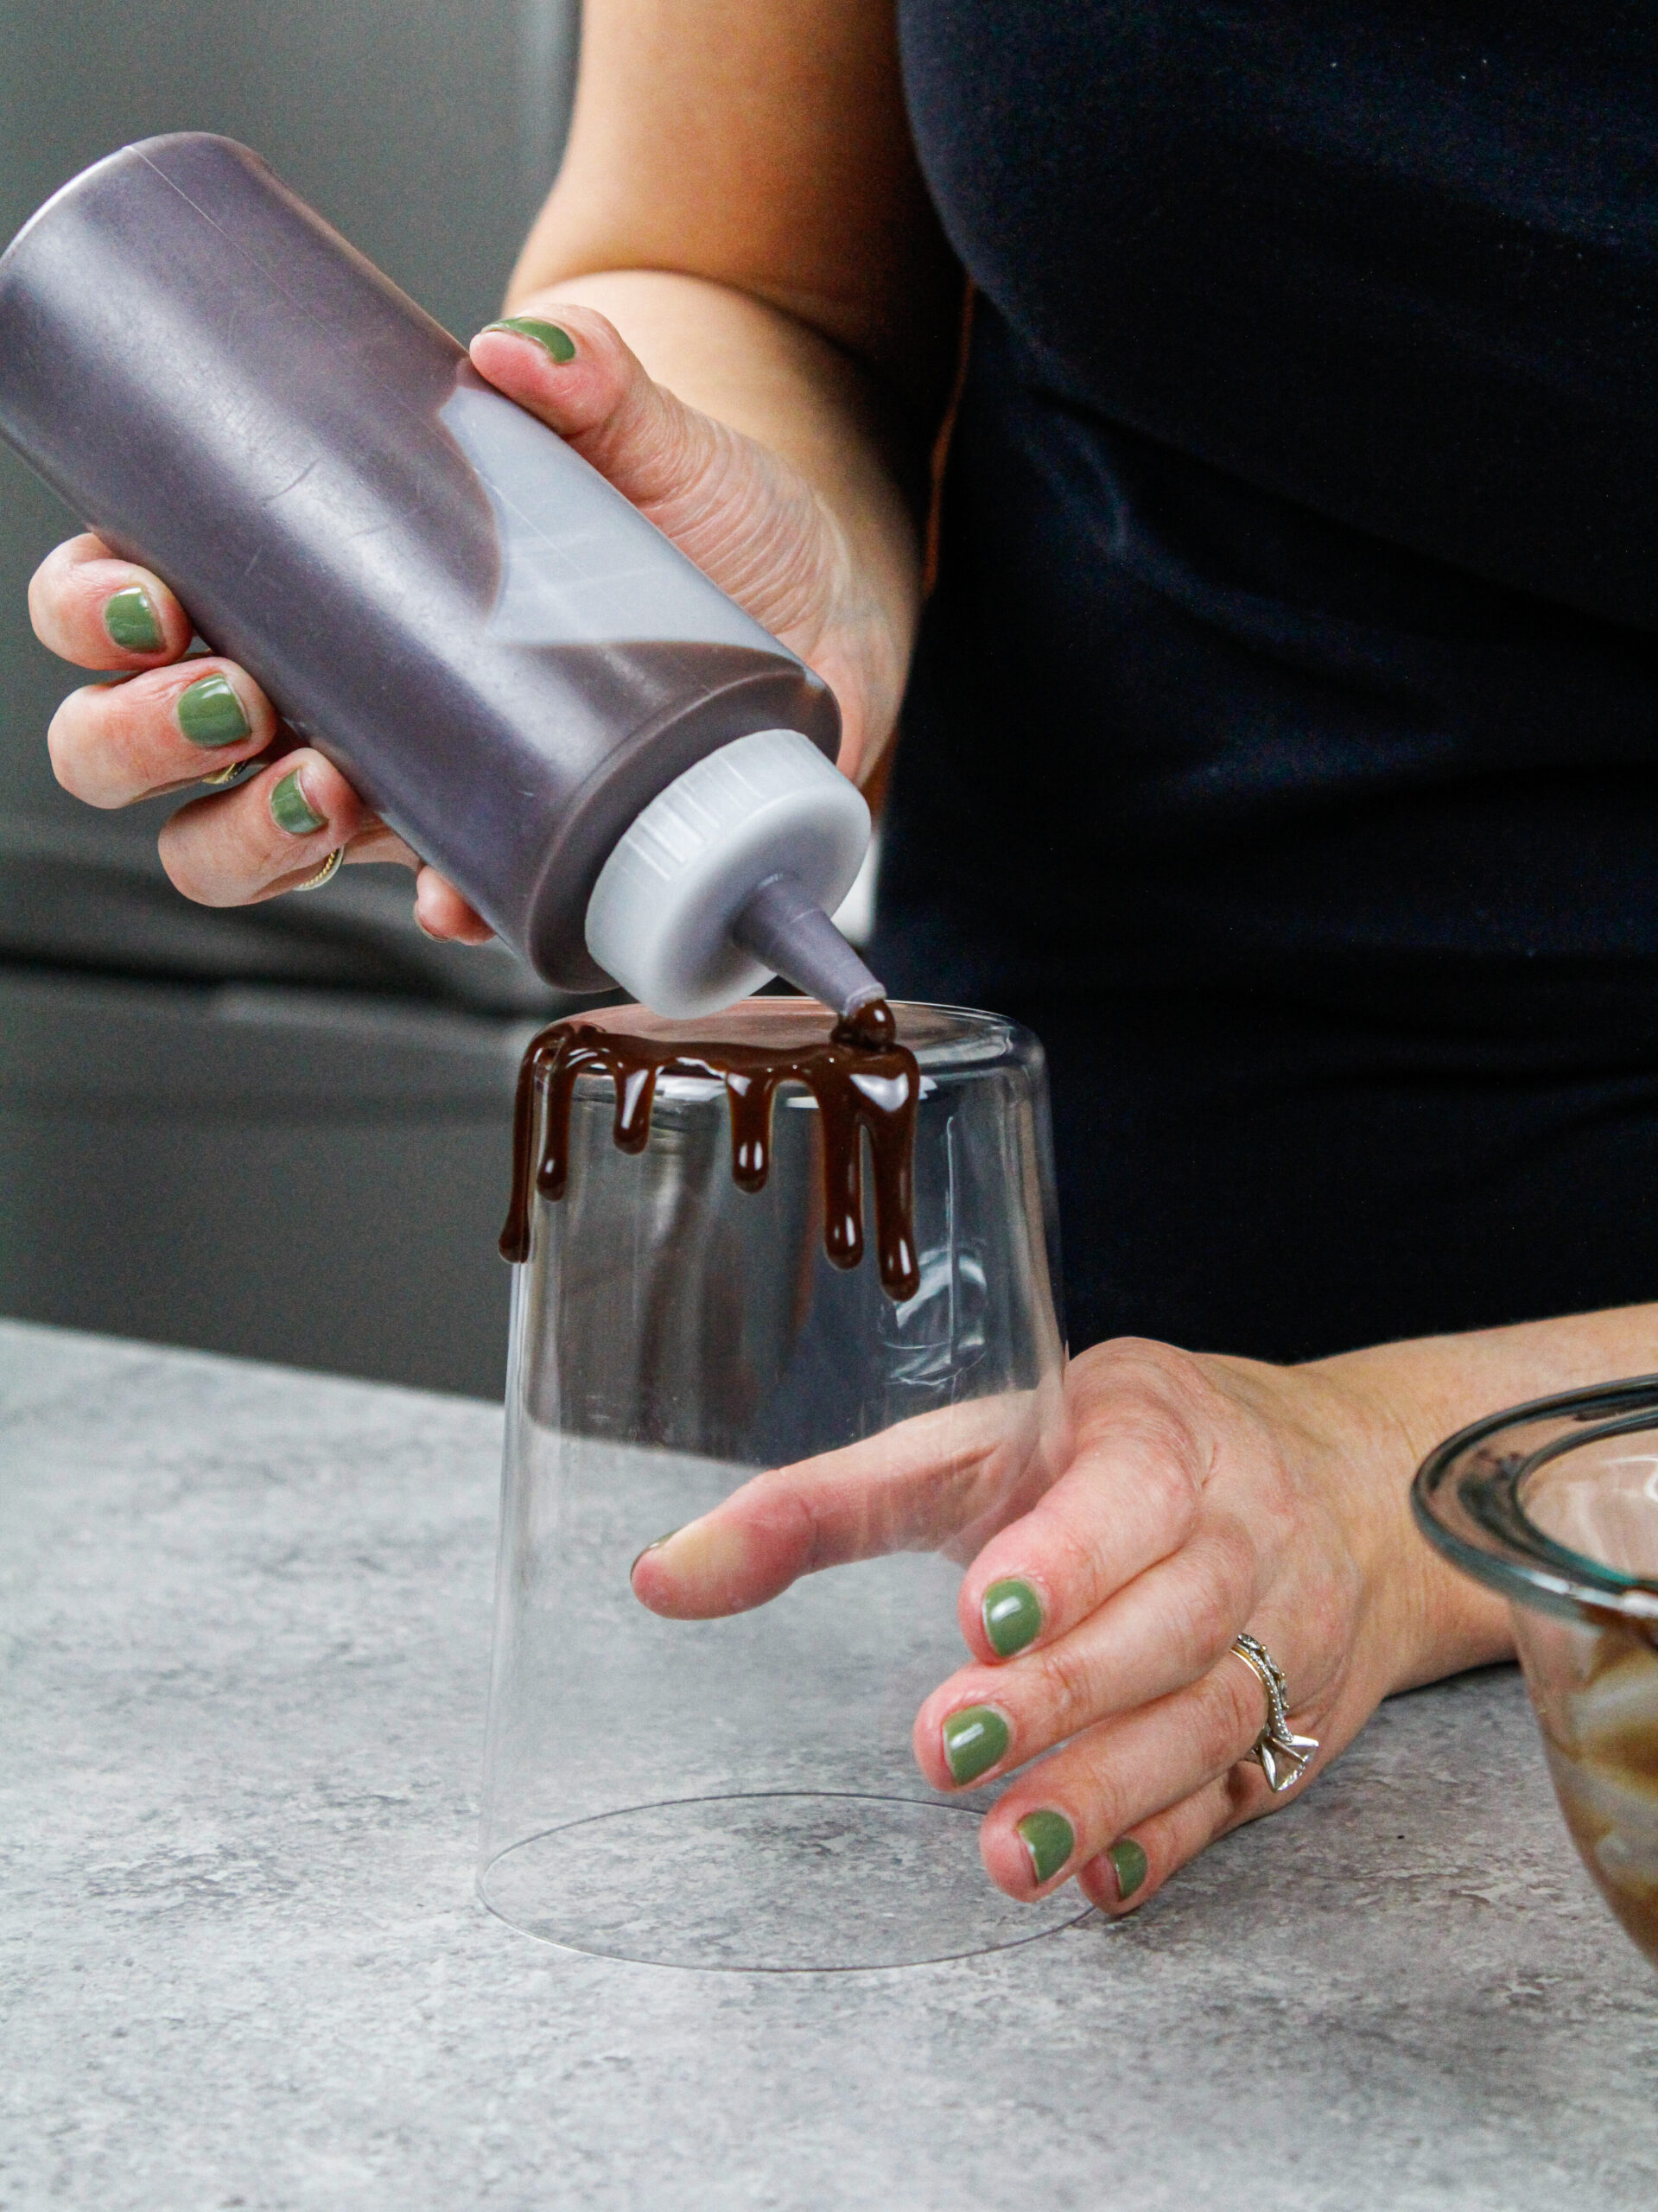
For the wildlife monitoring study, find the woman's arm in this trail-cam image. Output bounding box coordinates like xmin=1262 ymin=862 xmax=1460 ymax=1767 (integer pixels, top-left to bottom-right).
xmin=1318 ymin=1301 xmax=1658 ymax=1680
xmin=511 ymin=0 xmax=957 ymax=414
xmin=499 ymin=0 xmax=961 ymax=781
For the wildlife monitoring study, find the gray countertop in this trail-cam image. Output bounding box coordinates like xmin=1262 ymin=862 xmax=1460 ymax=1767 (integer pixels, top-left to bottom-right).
xmin=4 ymin=1319 xmax=1656 ymax=2210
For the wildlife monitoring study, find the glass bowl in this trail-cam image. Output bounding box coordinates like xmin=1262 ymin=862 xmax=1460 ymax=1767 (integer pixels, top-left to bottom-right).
xmin=1413 ymin=1379 xmax=1658 ymax=1967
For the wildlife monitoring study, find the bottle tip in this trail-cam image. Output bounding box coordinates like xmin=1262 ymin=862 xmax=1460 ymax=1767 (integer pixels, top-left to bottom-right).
xmin=730 ymin=872 xmax=886 ymax=1020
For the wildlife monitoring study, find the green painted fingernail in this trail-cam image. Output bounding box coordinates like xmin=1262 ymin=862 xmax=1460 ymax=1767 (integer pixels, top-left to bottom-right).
xmin=942 ymin=1705 xmax=1009 ymax=1785
xmin=270 ymin=768 xmax=326 ymax=836
xmin=103 ymin=585 xmax=163 ymax=653
xmin=983 ymin=1579 xmax=1043 ymax=1657
xmin=485 ymin=315 xmax=576 ymax=363
xmin=176 ymin=672 xmax=252 ymax=747
xmin=1016 ymin=1809 xmax=1074 ymax=1887
xmin=1108 ymin=1837 xmax=1147 ymax=1901
xmin=631 ymin=1529 xmax=681 ymax=1577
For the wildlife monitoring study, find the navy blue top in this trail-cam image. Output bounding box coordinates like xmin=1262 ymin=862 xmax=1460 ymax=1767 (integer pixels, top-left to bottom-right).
xmin=873 ymin=3 xmax=1658 ymax=1358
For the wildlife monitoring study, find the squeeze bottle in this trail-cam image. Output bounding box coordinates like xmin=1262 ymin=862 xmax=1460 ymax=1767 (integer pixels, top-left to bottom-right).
xmin=0 ymin=134 xmax=884 ymax=1020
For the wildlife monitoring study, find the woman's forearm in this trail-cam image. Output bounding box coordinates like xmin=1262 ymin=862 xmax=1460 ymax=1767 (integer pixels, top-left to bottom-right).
xmin=1307 ymin=1302 xmax=1658 ymax=1684
xmin=1324 ymin=1301 xmax=1658 ymax=1471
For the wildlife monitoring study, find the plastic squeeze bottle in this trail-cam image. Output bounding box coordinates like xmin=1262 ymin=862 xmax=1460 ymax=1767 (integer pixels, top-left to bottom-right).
xmin=0 ymin=134 xmax=886 ymax=1021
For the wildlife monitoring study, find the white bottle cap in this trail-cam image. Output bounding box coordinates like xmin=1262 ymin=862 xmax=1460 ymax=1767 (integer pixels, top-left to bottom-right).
xmin=583 ymin=729 xmax=872 ymax=1018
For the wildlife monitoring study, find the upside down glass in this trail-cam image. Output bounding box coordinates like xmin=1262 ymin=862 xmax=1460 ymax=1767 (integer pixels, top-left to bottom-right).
xmin=478 ymin=1000 xmax=1083 ymax=1969
xmin=1413 ymin=1381 xmax=1658 ymax=1970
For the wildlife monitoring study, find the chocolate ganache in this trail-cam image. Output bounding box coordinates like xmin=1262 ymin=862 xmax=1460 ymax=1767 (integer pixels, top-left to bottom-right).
xmin=499 ymin=1000 xmax=921 ymax=1300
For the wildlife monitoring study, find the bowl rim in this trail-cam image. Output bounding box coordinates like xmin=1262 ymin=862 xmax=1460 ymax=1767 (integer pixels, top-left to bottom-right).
xmin=1411 ymin=1375 xmax=1658 ymax=1626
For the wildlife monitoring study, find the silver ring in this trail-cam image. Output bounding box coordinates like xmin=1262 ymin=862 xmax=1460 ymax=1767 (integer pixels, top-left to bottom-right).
xmin=293 ymin=845 xmax=344 ymax=892
xmin=1229 ymin=1631 xmax=1319 ymax=1793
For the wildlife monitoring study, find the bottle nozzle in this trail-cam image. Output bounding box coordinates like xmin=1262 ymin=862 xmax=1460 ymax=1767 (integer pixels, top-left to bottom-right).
xmin=729 ymin=870 xmax=886 ymax=1021
xmin=583 ymin=728 xmax=876 ymax=1020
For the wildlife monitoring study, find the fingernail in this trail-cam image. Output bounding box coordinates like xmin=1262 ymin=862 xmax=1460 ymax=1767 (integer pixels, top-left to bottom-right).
xmin=484 ymin=315 xmax=576 ymax=363
xmin=1107 ymin=1837 xmax=1147 ymax=1902
xmin=942 ymin=1705 xmax=1009 ymax=1785
xmin=1016 ymin=1809 xmax=1075 ymax=1887
xmin=103 ymin=585 xmax=163 ymax=653
xmin=176 ymin=672 xmax=252 ymax=748
xmin=983 ymin=1579 xmax=1043 ymax=1657
xmin=270 ymin=768 xmax=327 ymax=836
xmin=630 ymin=1529 xmax=681 ymax=1578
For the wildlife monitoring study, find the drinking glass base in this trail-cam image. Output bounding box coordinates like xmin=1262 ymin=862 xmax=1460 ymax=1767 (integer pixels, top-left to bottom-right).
xmin=479 ymin=1790 xmax=1092 ymax=1971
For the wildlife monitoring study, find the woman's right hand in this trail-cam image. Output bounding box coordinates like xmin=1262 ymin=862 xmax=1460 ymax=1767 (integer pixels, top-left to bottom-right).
xmin=29 ymin=298 xmax=898 ymax=941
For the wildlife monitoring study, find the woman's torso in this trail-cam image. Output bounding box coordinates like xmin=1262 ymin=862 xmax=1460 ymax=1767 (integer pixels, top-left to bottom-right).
xmin=874 ymin=3 xmax=1658 ymax=1356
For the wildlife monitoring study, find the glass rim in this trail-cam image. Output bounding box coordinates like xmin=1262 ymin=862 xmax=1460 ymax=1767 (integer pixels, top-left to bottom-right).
xmin=1412 ymin=1375 xmax=1658 ymax=1626
xmin=527 ymin=999 xmax=1027 ymax=1088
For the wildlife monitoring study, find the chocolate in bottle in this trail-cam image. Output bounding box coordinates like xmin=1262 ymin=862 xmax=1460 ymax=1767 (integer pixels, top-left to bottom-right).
xmin=0 ymin=134 xmax=843 ymax=992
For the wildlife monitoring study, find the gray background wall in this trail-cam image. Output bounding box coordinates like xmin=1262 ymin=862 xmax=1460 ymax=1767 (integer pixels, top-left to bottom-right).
xmin=0 ymin=1 xmax=581 ymax=1398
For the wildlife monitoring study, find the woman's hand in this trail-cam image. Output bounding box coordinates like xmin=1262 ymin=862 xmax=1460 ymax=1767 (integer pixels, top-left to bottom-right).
xmin=30 ymin=0 xmax=953 ymax=936
xmin=632 ymin=1333 xmax=1516 ymax=1916
xmin=28 ymin=531 xmax=472 ymax=921
xmin=28 ymin=294 xmax=914 ymax=938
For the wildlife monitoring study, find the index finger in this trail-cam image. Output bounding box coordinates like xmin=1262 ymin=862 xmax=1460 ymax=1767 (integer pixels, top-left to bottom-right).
xmin=29 ymin=533 xmax=193 ymax=670
xmin=629 ymin=1387 xmax=1064 ymax=1620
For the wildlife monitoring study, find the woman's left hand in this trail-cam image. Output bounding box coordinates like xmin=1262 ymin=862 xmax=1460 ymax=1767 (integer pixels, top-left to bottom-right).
xmin=632 ymin=1334 xmax=1513 ymax=1914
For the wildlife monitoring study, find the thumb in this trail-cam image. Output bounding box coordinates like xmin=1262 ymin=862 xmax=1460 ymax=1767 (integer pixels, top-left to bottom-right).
xmin=467 ymin=303 xmax=843 ymax=657
xmin=469 ymin=303 xmax=735 ymax=550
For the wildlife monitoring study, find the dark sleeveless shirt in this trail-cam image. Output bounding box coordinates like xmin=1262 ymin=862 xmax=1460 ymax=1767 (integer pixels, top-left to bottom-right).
xmin=873 ymin=2 xmax=1658 ymax=1359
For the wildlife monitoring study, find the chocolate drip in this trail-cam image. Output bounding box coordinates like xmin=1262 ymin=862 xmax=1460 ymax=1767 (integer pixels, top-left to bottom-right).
xmin=834 ymin=997 xmax=896 ymax=1050
xmin=500 ymin=1003 xmax=921 ymax=1300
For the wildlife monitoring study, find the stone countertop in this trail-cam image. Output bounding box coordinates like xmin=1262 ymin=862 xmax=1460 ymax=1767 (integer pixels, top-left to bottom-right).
xmin=3 ymin=1320 xmax=1656 ymax=2211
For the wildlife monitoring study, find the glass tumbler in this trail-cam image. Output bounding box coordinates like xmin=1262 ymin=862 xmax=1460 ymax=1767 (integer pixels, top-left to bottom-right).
xmin=1414 ymin=1380 xmax=1658 ymax=1971
xmin=479 ymin=1000 xmax=1081 ymax=1969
